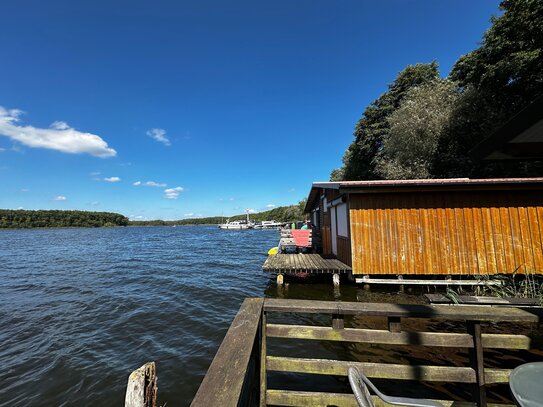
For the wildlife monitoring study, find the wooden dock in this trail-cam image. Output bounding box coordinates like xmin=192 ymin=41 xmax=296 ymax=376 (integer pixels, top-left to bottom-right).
xmin=188 ymin=298 xmax=540 ymax=406
xmin=262 ymin=253 xmax=352 ymax=274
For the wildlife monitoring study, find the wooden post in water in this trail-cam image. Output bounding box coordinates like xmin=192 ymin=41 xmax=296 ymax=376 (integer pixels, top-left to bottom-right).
xmin=125 ymin=362 xmax=157 ymax=407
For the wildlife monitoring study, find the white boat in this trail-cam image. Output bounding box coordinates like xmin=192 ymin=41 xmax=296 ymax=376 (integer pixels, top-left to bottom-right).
xmin=253 ymin=220 xmax=284 ymax=229
xmin=218 ymin=220 xmax=251 ymax=230
xmin=218 ymin=211 xmax=254 ymax=230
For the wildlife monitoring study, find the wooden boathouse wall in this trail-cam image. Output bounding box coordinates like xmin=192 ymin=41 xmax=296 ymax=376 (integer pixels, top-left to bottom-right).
xmin=348 ymin=190 xmax=543 ymax=276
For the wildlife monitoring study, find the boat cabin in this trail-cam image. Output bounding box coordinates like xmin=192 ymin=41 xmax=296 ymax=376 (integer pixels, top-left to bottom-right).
xmin=304 ymin=178 xmax=543 ymax=282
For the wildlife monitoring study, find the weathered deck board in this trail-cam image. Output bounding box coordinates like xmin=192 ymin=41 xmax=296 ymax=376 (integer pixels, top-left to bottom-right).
xmin=262 ymin=254 xmax=352 ymax=274
xmin=190 ymin=298 xmax=263 ymax=407
xmin=263 ymin=299 xmax=539 ymax=322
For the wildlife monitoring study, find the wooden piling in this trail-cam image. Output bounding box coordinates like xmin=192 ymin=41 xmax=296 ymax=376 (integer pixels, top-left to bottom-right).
xmin=125 ymin=362 xmax=157 ymax=407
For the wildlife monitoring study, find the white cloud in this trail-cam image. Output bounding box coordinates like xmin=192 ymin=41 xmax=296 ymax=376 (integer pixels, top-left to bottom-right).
xmin=20 ymin=188 xmax=29 ymax=192
xmin=184 ymin=213 xmax=194 ymax=217
xmin=0 ymin=106 xmax=116 ymax=157
xmin=147 ymin=128 xmax=170 ymax=146
xmin=54 ymin=195 xmax=67 ymax=201
xmin=133 ymin=180 xmax=167 ymax=187
xmin=50 ymin=121 xmax=69 ymax=130
xmin=0 ymin=147 xmax=5 ymax=152
xmin=246 ymin=208 xmax=256 ymax=213
xmin=164 ymin=186 xmax=183 ymax=199
xmin=229 ymin=197 xmax=235 ymax=201
xmin=17 ymin=206 xmax=24 ymax=210
xmin=90 ymin=171 xmax=101 ymax=176
xmin=104 ymin=176 xmax=121 ymax=182
xmin=266 ymin=204 xmax=276 ymax=208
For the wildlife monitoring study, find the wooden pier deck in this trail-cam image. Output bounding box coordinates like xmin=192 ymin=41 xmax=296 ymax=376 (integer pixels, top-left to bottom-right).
xmin=262 ymin=253 xmax=352 ymax=274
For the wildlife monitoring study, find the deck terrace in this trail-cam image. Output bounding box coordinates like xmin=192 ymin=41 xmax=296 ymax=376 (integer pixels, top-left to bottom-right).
xmin=262 ymin=253 xmax=352 ymax=274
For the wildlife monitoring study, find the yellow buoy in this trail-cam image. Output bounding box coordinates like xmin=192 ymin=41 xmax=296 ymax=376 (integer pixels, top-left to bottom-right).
xmin=268 ymin=247 xmax=279 ymax=255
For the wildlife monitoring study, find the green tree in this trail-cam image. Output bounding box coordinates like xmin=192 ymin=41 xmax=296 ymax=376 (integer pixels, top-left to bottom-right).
xmin=332 ymin=62 xmax=440 ymax=181
xmin=376 ymin=80 xmax=459 ymax=179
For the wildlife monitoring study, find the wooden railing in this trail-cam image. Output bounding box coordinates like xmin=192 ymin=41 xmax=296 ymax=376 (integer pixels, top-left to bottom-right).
xmin=190 ymin=299 xmax=539 ymax=407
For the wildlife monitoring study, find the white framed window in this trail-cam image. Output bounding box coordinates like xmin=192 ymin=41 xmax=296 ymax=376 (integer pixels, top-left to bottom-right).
xmin=336 ymin=203 xmax=348 ymax=237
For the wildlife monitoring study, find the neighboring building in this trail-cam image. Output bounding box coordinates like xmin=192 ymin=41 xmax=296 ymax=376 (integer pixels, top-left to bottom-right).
xmin=304 ymin=178 xmax=543 ymax=282
xmin=471 ymin=94 xmax=543 ymax=161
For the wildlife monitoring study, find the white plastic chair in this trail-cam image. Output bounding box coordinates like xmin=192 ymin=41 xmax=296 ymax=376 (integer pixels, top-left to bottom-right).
xmin=348 ymin=367 xmax=444 ymax=407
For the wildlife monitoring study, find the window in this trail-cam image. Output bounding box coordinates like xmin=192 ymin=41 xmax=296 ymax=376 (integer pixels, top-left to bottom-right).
xmin=336 ymin=203 xmax=348 ymax=237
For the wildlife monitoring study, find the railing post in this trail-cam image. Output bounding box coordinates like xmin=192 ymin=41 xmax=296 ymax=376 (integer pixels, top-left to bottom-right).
xmin=468 ymin=321 xmax=487 ymax=407
xmin=125 ymin=362 xmax=157 ymax=407
xmin=388 ymin=316 xmax=401 ymax=332
xmin=332 ymin=306 xmax=344 ymax=329
xmin=260 ymin=310 xmax=267 ymax=407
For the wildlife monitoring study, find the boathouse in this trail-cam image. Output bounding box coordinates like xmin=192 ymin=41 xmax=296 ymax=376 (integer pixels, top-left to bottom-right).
xmin=304 ymin=178 xmax=543 ymax=284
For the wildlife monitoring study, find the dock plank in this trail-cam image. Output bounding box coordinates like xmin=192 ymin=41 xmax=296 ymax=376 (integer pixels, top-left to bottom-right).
xmin=262 ymin=254 xmax=352 ymax=274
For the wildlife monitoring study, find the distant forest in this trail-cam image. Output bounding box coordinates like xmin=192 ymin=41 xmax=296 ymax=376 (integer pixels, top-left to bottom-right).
xmin=0 ymin=210 xmax=129 ymax=229
xmin=129 ymin=200 xmax=307 ymax=226
xmin=331 ymin=0 xmax=543 ymax=181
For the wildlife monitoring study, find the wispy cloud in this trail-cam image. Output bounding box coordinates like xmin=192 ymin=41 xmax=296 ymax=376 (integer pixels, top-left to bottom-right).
xmin=147 ymin=128 xmax=170 ymax=146
xmin=90 ymin=171 xmax=101 ymax=176
xmin=0 ymin=106 xmax=116 ymax=157
xmin=133 ymin=180 xmax=167 ymax=187
xmin=104 ymin=176 xmax=121 ymax=182
xmin=266 ymin=204 xmax=276 ymax=208
xmin=164 ymin=186 xmax=183 ymax=199
xmin=54 ymin=195 xmax=67 ymax=201
xmin=184 ymin=213 xmax=194 ymax=217
xmin=246 ymin=208 xmax=256 ymax=213
xmin=0 ymin=147 xmax=5 ymax=152
xmin=288 ymin=188 xmax=295 ymax=192
xmin=20 ymin=188 xmax=29 ymax=192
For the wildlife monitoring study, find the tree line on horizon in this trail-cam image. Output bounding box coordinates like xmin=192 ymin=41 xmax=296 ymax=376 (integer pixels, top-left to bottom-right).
xmin=0 ymin=209 xmax=129 ymax=229
xmin=331 ymin=0 xmax=543 ymax=181
xmin=129 ymin=200 xmax=307 ymax=226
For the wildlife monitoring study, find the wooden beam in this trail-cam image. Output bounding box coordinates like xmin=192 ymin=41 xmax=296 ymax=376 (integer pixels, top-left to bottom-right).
xmin=468 ymin=322 xmax=487 ymax=406
xmin=125 ymin=362 xmax=157 ymax=407
xmin=263 ymin=299 xmax=539 ymax=322
xmin=265 ymin=390 xmax=487 ymax=407
xmin=355 ymin=277 xmax=502 ymax=286
xmin=266 ymin=324 xmax=532 ymax=349
xmin=266 ymin=356 xmax=477 ymax=383
xmin=190 ymin=298 xmax=263 ymax=407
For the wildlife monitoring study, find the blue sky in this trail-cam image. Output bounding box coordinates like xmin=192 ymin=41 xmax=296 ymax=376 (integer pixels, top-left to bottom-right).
xmin=0 ymin=0 xmax=500 ymax=220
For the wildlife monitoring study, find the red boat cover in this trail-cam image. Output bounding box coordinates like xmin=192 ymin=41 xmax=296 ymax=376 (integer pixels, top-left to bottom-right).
xmin=291 ymin=229 xmax=311 ymax=247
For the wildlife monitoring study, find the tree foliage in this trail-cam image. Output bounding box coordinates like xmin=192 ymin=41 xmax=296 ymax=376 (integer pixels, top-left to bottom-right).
xmin=376 ymin=80 xmax=459 ymax=179
xmin=0 ymin=210 xmax=129 ymax=229
xmin=333 ymin=0 xmax=543 ymax=181
xmin=334 ymin=62 xmax=439 ymax=180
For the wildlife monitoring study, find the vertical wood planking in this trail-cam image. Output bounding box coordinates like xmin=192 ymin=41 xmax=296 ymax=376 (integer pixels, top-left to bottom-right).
xmin=260 ymin=311 xmax=267 ymax=407
xmin=348 ymin=190 xmax=543 ymax=276
xmin=527 ymin=205 xmax=543 ymax=272
xmin=509 ymin=204 xmax=525 ymax=273
xmin=481 ymin=202 xmax=498 ymax=274
xmin=499 ymin=202 xmax=516 ymax=274
xmin=518 ymin=205 xmax=534 ymax=274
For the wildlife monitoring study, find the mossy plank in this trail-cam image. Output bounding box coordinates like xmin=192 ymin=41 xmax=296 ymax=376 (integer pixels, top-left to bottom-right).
xmin=263 ymin=299 xmax=538 ymax=322
xmin=266 ymin=356 xmax=476 ymax=383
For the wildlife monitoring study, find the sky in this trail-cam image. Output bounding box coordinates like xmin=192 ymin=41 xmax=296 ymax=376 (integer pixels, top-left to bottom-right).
xmin=0 ymin=0 xmax=501 ymax=220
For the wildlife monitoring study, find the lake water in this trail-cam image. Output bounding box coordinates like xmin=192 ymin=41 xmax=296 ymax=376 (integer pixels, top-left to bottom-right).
xmin=0 ymin=226 xmax=359 ymax=406
xmin=1 ymin=226 xmax=540 ymax=406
